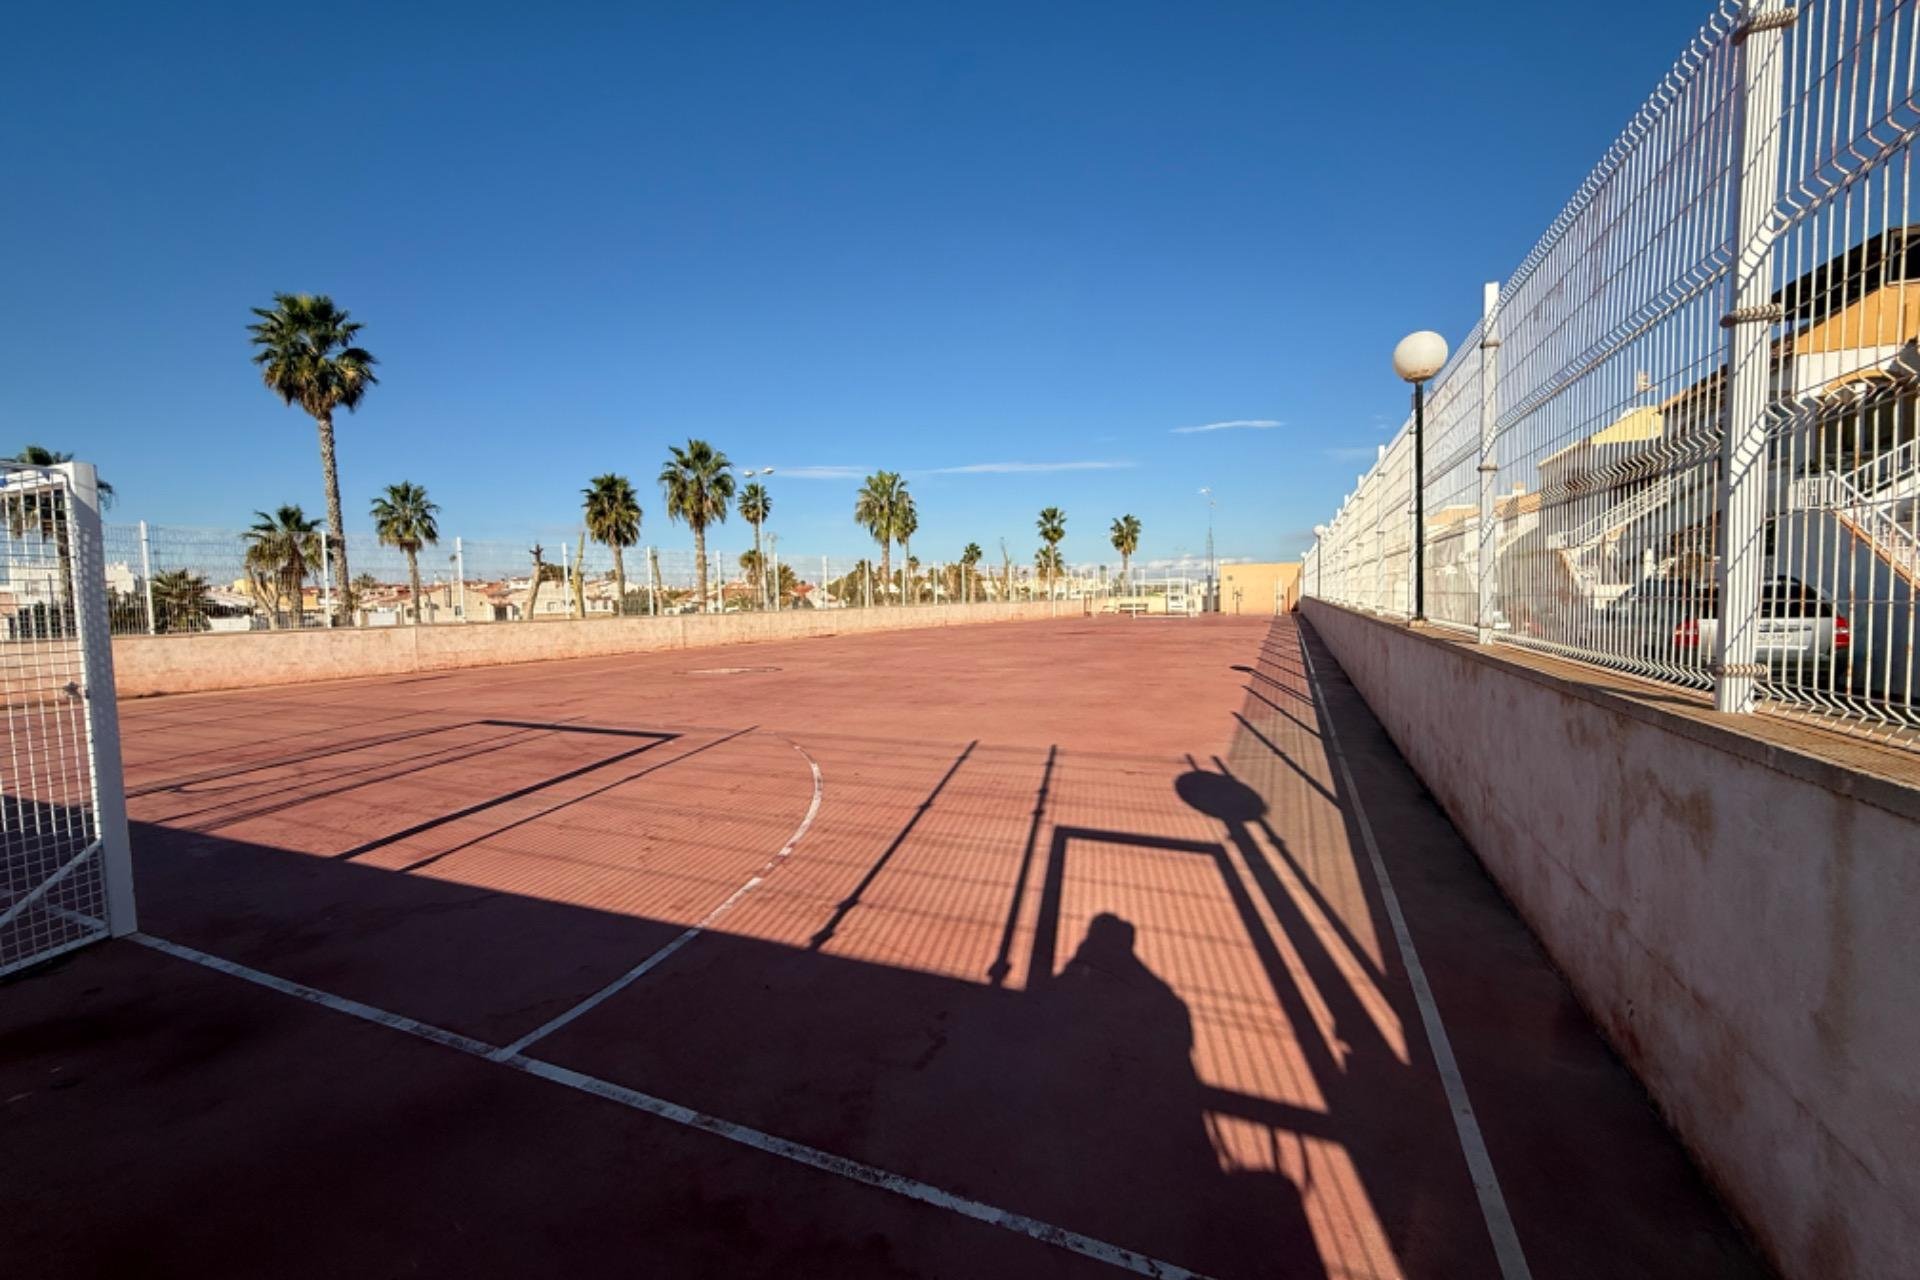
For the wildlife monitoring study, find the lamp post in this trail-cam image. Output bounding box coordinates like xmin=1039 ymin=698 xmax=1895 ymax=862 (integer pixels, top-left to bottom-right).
xmin=1393 ymin=331 xmax=1449 ymax=623
xmin=1199 ymin=487 xmax=1216 ymax=614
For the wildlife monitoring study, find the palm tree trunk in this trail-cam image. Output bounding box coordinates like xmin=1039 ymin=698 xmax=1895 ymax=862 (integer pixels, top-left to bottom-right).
xmin=573 ymin=532 xmax=587 ymax=618
xmin=752 ymin=521 xmax=764 ymax=609
xmin=249 ymin=570 xmax=274 ymax=630
xmin=407 ymin=548 xmax=423 ymax=625
xmin=612 ymin=545 xmax=627 ymax=616
xmin=878 ymin=540 xmax=892 ymax=605
xmin=316 ymin=411 xmax=351 ymax=623
xmin=694 ymin=525 xmax=709 ymax=612
xmin=902 ymin=539 xmax=912 ymax=605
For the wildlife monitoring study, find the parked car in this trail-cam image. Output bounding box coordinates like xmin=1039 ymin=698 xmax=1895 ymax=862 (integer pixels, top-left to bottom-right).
xmin=1601 ymin=575 xmax=1849 ymax=676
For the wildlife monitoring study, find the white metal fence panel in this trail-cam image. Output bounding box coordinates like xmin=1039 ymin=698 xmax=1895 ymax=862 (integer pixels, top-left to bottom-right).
xmin=1 ymin=462 xmax=134 ymax=976
xmin=1306 ymin=0 xmax=1920 ymax=745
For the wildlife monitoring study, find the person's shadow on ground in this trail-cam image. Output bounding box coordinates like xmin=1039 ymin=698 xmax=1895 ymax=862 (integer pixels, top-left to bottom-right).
xmin=881 ymin=910 xmax=1327 ymax=1279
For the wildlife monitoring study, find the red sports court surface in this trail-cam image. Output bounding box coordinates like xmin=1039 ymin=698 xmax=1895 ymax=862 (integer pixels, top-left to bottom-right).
xmin=2 ymin=616 xmax=1765 ymax=1279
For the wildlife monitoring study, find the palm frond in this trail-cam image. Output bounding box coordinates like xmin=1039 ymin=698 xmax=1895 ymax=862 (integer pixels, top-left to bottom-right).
xmin=658 ymin=439 xmax=735 ymax=531
xmin=584 ymin=473 xmax=643 ymax=547
xmin=370 ymin=481 xmax=440 ymax=552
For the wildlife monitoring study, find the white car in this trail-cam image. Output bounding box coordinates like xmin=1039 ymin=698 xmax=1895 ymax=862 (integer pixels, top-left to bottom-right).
xmin=1606 ymin=575 xmax=1849 ymax=676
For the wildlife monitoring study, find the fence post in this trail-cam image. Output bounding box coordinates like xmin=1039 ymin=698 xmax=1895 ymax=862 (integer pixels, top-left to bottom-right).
xmin=1374 ymin=524 xmax=1386 ymax=613
xmin=62 ymin=463 xmax=136 ymax=936
xmin=138 ymin=519 xmax=157 ymax=635
xmin=1477 ymin=281 xmax=1502 ymax=643
xmin=455 ymin=537 xmax=467 ymax=622
xmin=1713 ymin=0 xmax=1792 ymax=714
xmin=321 ymin=533 xmax=334 ymax=627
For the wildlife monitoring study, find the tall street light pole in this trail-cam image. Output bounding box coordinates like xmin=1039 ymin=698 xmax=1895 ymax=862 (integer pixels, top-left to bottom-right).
xmin=1393 ymin=331 xmax=1449 ymax=624
xmin=1199 ymin=487 xmax=1216 ymax=614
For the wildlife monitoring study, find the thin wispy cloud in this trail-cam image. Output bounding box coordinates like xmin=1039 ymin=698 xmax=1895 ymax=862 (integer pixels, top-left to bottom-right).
xmin=921 ymin=460 xmax=1136 ymax=475
xmin=1170 ymin=419 xmax=1282 ymax=435
xmin=776 ymin=465 xmax=871 ymax=480
xmin=774 ymin=460 xmax=1136 ymax=479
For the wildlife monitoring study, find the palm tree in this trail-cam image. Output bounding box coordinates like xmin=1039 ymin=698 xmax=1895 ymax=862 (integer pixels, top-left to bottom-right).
xmin=370 ymin=482 xmax=440 ymax=625
xmin=960 ymin=542 xmax=983 ymax=604
xmin=896 ymin=494 xmax=919 ymax=604
xmin=1036 ymin=544 xmax=1065 ymax=582
xmin=1037 ymin=507 xmax=1067 ymax=600
xmin=248 ymin=294 xmax=378 ymax=623
xmin=1109 ymin=514 xmax=1142 ymax=593
xmin=659 ymin=440 xmax=735 ymax=613
xmin=583 ymin=474 xmax=642 ymax=615
xmin=151 ymin=569 xmax=212 ymax=634
xmin=737 ymin=481 xmax=771 ymax=608
xmin=244 ymin=505 xmax=322 ymax=629
xmin=854 ymin=471 xmax=906 ymax=601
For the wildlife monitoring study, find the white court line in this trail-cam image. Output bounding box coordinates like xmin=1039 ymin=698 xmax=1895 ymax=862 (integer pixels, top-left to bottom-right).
xmin=1297 ymin=632 xmax=1535 ymax=1280
xmin=126 ymin=930 xmax=1210 ymax=1280
xmin=492 ymin=734 xmax=825 ymax=1060
xmin=132 ymin=931 xmax=497 ymax=1057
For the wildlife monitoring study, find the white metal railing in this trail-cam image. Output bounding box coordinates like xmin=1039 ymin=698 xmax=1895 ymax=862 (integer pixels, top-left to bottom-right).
xmin=1306 ymin=0 xmax=1920 ymax=742
xmin=1845 ymin=437 xmax=1920 ymax=498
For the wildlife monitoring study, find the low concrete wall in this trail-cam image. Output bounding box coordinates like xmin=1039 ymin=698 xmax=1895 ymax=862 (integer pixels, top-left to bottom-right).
xmin=1302 ymin=599 xmax=1920 ymax=1280
xmin=114 ymin=602 xmax=1061 ymax=697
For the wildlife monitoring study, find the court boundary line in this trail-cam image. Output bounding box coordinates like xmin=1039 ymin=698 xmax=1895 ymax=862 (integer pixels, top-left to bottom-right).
xmin=126 ymin=930 xmax=1211 ymax=1280
xmin=1297 ymin=629 xmax=1535 ymax=1280
xmin=492 ymin=732 xmax=825 ymax=1059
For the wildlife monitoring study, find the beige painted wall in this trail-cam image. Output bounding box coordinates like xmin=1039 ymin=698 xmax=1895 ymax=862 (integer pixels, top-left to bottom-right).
xmin=1219 ymin=562 xmax=1302 ymax=615
xmin=114 ymin=601 xmax=1061 ymax=697
xmin=1302 ymin=599 xmax=1920 ymax=1280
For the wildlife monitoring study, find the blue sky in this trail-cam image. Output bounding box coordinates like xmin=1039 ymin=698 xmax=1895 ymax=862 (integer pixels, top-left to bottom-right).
xmin=1 ymin=1 xmax=1712 ymax=567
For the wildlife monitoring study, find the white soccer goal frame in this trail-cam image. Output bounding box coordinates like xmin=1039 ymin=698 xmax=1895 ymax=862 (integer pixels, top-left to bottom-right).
xmin=0 ymin=460 xmax=135 ymax=977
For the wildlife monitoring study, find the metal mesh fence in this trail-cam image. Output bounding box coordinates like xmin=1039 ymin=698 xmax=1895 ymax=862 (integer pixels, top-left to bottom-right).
xmin=1305 ymin=0 xmax=1920 ymax=744
xmin=92 ymin=521 xmax=1216 ymax=633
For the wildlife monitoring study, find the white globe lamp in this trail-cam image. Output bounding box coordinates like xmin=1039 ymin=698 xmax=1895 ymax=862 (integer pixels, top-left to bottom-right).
xmin=1392 ymin=331 xmax=1449 ymax=384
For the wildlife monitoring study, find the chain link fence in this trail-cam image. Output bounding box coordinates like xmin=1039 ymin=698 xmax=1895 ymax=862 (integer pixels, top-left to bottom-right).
xmin=1306 ymin=0 xmax=1920 ymax=744
xmin=87 ymin=520 xmax=1221 ymax=635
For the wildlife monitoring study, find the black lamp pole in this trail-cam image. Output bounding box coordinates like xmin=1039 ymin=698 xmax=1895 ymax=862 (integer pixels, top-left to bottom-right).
xmin=1412 ymin=380 xmax=1426 ymax=623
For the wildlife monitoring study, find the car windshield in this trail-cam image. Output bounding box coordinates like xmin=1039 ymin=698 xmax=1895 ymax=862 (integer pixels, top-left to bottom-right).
xmin=1761 ymin=577 xmax=1833 ymax=617
xmin=1621 ymin=578 xmax=1718 ymax=615
xmin=1618 ymin=575 xmax=1832 ymax=619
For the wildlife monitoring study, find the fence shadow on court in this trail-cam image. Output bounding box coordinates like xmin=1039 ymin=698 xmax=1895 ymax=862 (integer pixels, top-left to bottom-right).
xmin=93 ymin=812 xmax=1325 ymax=1278
xmin=5 ymin=616 xmax=1768 ymax=1279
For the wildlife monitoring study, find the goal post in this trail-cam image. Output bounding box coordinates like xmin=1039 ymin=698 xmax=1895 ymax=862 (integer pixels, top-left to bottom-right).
xmin=65 ymin=462 xmax=136 ymax=937
xmin=0 ymin=459 xmax=135 ymax=977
